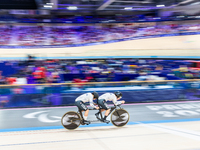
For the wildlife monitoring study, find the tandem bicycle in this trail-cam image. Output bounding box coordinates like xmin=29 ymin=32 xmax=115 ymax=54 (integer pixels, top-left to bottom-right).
xmin=61 ymin=104 xmax=130 ymax=130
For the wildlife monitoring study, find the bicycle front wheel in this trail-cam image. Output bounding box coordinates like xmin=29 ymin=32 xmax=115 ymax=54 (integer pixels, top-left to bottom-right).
xmin=110 ymin=109 xmax=129 ymax=127
xmin=61 ymin=111 xmax=81 ymax=130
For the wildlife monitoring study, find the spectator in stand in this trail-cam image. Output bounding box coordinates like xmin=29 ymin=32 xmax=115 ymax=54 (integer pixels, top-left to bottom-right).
xmin=6 ymin=76 xmax=17 ymax=84
xmin=136 ymin=71 xmax=149 ymax=81
xmin=0 ymin=20 xmax=200 ymax=46
xmin=47 ymin=70 xmax=61 ymax=83
xmin=0 ymin=58 xmax=198 ymax=85
xmin=32 ymin=67 xmax=47 ymax=83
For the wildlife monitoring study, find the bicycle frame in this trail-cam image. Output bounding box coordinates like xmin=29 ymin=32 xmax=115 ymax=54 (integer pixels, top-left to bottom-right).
xmin=61 ymin=104 xmax=129 ymax=130
xmin=77 ymin=104 xmax=121 ymax=122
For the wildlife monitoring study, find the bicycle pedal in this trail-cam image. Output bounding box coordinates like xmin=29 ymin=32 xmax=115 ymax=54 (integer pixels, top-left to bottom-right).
xmin=83 ymin=120 xmax=90 ymax=125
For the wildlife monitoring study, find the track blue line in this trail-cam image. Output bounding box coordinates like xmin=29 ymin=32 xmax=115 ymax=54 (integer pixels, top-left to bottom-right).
xmin=0 ymin=126 xmax=64 ymax=133
xmin=1 ymin=118 xmax=200 ymax=133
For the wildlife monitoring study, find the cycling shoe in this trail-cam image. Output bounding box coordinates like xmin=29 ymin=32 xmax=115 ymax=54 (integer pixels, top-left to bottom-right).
xmin=101 ymin=119 xmax=110 ymax=124
xmin=83 ymin=120 xmax=90 ymax=125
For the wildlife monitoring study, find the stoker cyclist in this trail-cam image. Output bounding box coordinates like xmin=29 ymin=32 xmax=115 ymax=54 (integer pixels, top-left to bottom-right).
xmin=75 ymin=91 xmax=99 ymax=124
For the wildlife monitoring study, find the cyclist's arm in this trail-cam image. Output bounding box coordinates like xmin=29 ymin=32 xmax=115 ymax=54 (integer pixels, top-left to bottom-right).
xmin=89 ymin=96 xmax=97 ymax=108
xmin=114 ymin=101 xmax=122 ymax=106
xmin=112 ymin=94 xmax=125 ymax=105
xmin=93 ymin=102 xmax=98 ymax=105
xmin=112 ymin=96 xmax=122 ymax=106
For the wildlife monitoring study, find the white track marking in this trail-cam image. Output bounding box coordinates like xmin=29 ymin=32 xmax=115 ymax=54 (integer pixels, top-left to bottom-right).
xmin=23 ymin=111 xmax=49 ymax=118
xmin=50 ymin=116 xmax=62 ymax=119
xmin=38 ymin=113 xmax=60 ymax=123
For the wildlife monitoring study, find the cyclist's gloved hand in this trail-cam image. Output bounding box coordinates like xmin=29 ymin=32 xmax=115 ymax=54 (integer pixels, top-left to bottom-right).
xmin=121 ymin=100 xmax=125 ymax=104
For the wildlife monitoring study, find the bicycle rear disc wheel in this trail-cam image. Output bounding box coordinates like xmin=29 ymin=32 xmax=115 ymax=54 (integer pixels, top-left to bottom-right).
xmin=61 ymin=111 xmax=81 ymax=130
xmin=110 ymin=109 xmax=129 ymax=127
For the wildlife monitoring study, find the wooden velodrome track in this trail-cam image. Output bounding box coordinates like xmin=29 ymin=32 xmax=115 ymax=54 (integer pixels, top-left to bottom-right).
xmin=0 ymin=34 xmax=200 ymax=58
xmin=1 ymin=102 xmax=200 ymax=150
xmin=1 ymin=35 xmax=200 ymax=150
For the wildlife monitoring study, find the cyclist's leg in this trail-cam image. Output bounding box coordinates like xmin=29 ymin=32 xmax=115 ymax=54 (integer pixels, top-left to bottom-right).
xmin=95 ymin=99 xmax=105 ymax=119
xmin=75 ymin=100 xmax=90 ymax=124
xmin=98 ymin=99 xmax=110 ymax=123
xmin=84 ymin=109 xmax=89 ymax=120
xmin=101 ymin=99 xmax=110 ymax=116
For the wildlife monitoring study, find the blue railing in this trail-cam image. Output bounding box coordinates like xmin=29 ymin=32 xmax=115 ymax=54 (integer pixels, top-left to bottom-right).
xmin=0 ymin=79 xmax=200 ymax=108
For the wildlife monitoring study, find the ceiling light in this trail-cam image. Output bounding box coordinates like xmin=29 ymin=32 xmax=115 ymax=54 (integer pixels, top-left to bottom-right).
xmin=156 ymin=5 xmax=165 ymax=7
xmin=43 ymin=5 xmax=52 ymax=8
xmin=67 ymin=6 xmax=78 ymax=10
xmin=124 ymin=7 xmax=132 ymax=10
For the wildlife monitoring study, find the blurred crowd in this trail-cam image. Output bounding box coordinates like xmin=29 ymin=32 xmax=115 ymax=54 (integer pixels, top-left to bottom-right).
xmin=0 ymin=57 xmax=199 ymax=85
xmin=0 ymin=22 xmax=199 ymax=46
xmin=0 ymin=27 xmax=12 ymax=45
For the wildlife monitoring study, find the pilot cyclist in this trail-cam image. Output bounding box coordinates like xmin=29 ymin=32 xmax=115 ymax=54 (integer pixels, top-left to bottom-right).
xmin=95 ymin=91 xmax=125 ymax=123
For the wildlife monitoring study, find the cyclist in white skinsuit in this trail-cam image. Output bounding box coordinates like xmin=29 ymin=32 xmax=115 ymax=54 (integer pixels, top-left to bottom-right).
xmin=75 ymin=92 xmax=99 ymax=124
xmin=95 ymin=91 xmax=125 ymax=123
